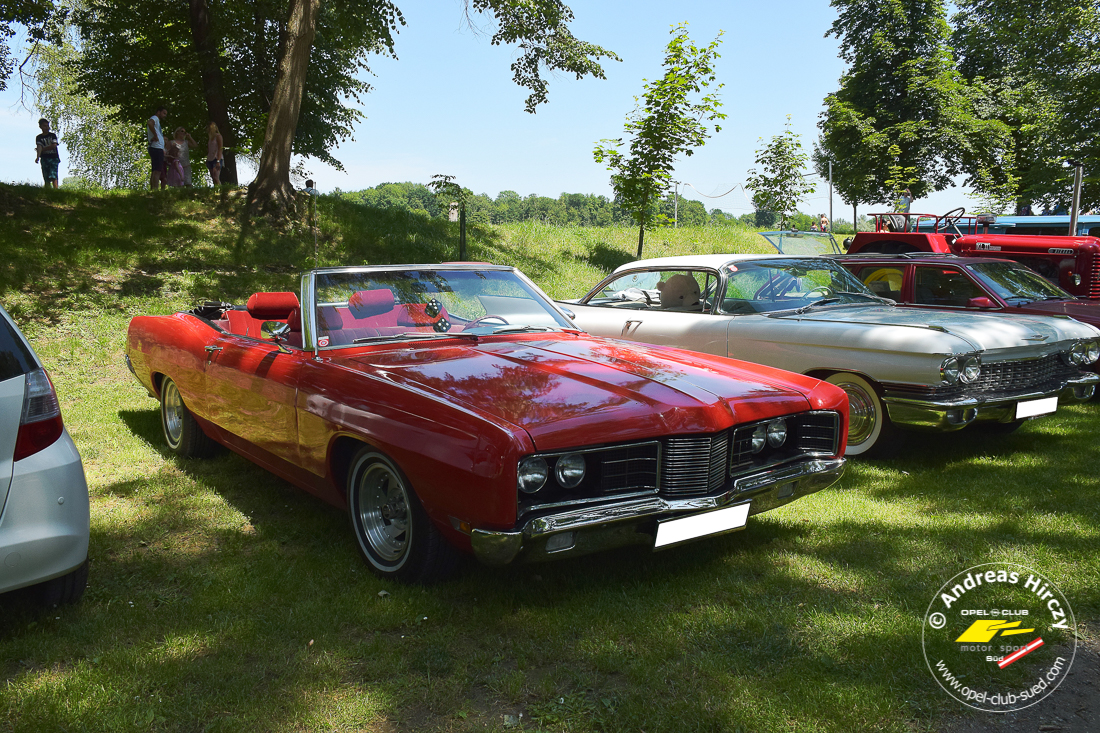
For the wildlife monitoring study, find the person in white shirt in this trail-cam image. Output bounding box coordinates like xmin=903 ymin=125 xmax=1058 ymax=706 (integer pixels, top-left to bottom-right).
xmin=146 ymin=106 xmax=168 ymax=190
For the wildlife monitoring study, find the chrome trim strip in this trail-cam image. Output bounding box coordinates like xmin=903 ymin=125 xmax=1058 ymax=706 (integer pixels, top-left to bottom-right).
xmin=883 ymin=372 xmax=1099 ymax=410
xmin=471 ymin=457 xmax=845 ymax=565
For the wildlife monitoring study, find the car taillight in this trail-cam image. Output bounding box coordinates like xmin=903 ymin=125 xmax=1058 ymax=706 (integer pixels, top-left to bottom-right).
xmin=13 ymin=368 xmax=64 ymax=461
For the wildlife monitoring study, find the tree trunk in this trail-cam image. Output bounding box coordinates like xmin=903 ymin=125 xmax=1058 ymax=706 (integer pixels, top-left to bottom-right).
xmin=637 ymin=224 xmax=645 ymax=258
xmin=853 ymin=203 xmax=857 ymax=232
xmin=249 ymin=0 xmax=320 ymax=213
xmin=187 ymin=0 xmax=239 ymax=185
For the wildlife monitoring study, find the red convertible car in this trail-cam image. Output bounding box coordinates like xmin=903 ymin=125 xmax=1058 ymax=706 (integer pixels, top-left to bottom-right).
xmin=125 ymin=265 xmax=848 ymax=582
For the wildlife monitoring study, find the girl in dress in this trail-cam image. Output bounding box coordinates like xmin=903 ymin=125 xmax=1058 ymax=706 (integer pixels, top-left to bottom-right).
xmin=206 ymin=122 xmax=224 ymax=185
xmin=172 ymin=127 xmax=199 ymax=185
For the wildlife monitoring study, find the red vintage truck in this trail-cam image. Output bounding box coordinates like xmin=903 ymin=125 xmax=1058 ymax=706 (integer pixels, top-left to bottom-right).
xmin=844 ymin=210 xmax=1100 ymax=299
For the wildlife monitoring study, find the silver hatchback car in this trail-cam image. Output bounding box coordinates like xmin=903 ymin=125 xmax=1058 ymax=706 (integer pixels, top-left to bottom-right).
xmin=0 ymin=304 xmax=89 ymax=605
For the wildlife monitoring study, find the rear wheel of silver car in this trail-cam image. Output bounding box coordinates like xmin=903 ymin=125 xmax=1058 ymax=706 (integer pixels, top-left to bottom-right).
xmin=160 ymin=378 xmax=218 ymax=458
xmin=825 ymin=373 xmax=898 ymax=458
xmin=36 ymin=559 xmax=89 ymax=607
xmin=346 ymin=447 xmax=458 ymax=584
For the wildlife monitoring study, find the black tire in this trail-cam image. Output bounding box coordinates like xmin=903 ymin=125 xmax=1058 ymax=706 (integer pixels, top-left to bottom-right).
xmin=160 ymin=377 xmax=219 ymax=458
xmin=825 ymin=372 xmax=900 ymax=458
xmin=37 ymin=559 xmax=89 ymax=607
xmin=346 ymin=447 xmax=459 ymax=584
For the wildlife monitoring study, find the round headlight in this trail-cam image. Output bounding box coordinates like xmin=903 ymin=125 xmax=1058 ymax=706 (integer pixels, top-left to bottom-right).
xmin=517 ymin=456 xmax=548 ymax=494
xmin=941 ymin=356 xmax=961 ymax=384
xmin=960 ymin=355 xmax=981 ymax=384
xmin=1087 ymin=340 xmax=1100 ymax=364
xmin=554 ymin=453 xmax=586 ymax=488
xmin=1071 ymin=343 xmax=1087 ymax=365
xmin=751 ymin=424 xmax=767 ymax=453
xmin=766 ymin=419 xmax=787 ymax=448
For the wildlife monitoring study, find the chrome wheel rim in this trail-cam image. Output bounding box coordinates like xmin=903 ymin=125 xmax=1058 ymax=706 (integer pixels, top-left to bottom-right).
xmin=838 ymin=381 xmax=877 ymax=446
xmin=162 ymin=381 xmax=184 ymax=445
xmin=356 ymin=462 xmax=410 ymax=563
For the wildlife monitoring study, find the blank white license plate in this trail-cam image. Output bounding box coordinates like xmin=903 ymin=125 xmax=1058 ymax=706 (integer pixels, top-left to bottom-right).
xmin=1015 ymin=396 xmax=1058 ymax=419
xmin=654 ymin=503 xmax=751 ymax=549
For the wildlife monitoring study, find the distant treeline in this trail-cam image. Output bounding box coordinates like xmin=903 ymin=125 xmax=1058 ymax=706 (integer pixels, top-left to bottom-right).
xmin=332 ymin=182 xmax=862 ymax=232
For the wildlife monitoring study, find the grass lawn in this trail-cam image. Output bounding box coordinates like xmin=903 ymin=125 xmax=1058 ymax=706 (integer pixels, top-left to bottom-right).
xmin=1 ymin=185 xmax=1097 ymax=732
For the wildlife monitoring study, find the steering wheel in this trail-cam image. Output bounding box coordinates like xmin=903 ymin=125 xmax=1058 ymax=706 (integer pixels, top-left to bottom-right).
xmin=806 ymin=286 xmax=835 ymax=298
xmin=937 ymin=206 xmax=966 ymax=234
xmin=462 ymin=314 xmax=510 ymax=331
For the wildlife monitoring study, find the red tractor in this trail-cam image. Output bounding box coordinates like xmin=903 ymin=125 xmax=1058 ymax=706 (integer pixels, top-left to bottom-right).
xmin=844 ymin=210 xmax=1100 ymax=299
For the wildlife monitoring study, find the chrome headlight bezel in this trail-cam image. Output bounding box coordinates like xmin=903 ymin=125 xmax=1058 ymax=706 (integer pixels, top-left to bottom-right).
xmin=766 ymin=419 xmax=787 ymax=448
xmin=554 ymin=453 xmax=586 ymax=489
xmin=517 ymin=456 xmax=549 ymax=494
xmin=750 ymin=424 xmax=767 ymax=453
xmin=959 ymin=355 xmax=981 ymax=384
xmin=1085 ymin=340 xmax=1100 ymax=365
xmin=941 ymin=356 xmax=961 ymax=384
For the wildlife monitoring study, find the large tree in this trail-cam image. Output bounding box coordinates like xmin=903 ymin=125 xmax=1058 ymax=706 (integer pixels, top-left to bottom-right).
xmin=74 ymin=0 xmax=401 ymax=187
xmin=0 ymin=0 xmax=60 ymax=93
xmin=951 ymin=0 xmax=1100 ymax=210
xmin=252 ymin=0 xmax=619 ymax=212
xmin=593 ymin=23 xmax=724 ymax=257
xmin=818 ymin=0 xmax=1012 ymax=208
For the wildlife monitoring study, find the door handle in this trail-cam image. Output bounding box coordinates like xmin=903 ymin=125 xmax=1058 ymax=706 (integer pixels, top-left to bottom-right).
xmin=622 ymin=320 xmax=642 ymax=337
xmin=204 ymin=345 xmax=223 ymax=353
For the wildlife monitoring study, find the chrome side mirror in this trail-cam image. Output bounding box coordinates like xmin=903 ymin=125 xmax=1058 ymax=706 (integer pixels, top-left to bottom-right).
xmin=558 ymin=306 xmax=576 ymax=321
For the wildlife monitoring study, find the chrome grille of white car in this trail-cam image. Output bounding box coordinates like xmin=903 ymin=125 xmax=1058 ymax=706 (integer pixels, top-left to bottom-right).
xmin=975 ymin=355 xmax=1077 ymax=394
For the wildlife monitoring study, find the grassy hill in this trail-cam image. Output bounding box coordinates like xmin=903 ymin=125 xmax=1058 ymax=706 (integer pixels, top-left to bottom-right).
xmin=0 ymin=183 xmax=772 ymax=325
xmin=1 ymin=184 xmax=1097 ymax=733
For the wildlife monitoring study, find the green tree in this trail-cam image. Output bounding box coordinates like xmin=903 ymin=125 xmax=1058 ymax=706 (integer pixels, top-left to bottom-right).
xmin=745 ymin=118 xmax=816 ymax=230
xmin=951 ymin=0 xmax=1100 ymax=210
xmin=250 ymin=0 xmax=619 ymax=212
xmin=593 ymin=23 xmax=725 ymax=258
xmin=818 ymin=0 xmax=1012 ymax=206
xmin=1 ymin=0 xmax=61 ymax=93
xmin=33 ymin=39 xmax=145 ymax=189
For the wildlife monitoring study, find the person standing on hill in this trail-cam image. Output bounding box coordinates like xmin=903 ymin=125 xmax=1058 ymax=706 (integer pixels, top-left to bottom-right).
xmin=206 ymin=122 xmax=224 ymax=185
xmin=34 ymin=118 xmax=60 ymax=189
xmin=147 ymin=106 xmax=168 ymax=190
xmin=172 ymin=127 xmax=199 ymax=186
xmin=819 ymin=213 xmax=830 ymax=232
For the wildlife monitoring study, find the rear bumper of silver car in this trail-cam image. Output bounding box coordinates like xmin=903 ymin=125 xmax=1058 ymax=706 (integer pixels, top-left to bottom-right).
xmin=470 ymin=457 xmax=845 ymax=566
xmin=882 ymin=373 xmax=1100 ymax=431
xmin=0 ymin=430 xmax=90 ymax=594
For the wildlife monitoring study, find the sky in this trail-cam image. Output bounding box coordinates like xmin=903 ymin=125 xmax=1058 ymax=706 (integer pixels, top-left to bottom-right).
xmin=0 ymin=0 xmax=972 ymax=220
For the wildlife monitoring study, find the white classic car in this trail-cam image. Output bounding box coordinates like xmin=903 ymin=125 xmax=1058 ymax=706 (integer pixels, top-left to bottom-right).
xmin=562 ymin=254 xmax=1100 ymax=456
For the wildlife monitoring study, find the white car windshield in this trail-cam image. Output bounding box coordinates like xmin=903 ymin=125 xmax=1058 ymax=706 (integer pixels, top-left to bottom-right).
xmin=721 ymin=259 xmax=880 ymax=314
xmin=312 ymin=268 xmax=572 ymax=347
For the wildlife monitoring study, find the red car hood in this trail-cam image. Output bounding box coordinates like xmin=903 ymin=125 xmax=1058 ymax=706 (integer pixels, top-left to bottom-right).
xmin=338 ymin=334 xmax=819 ymax=451
xmin=1013 ymin=299 xmax=1100 ymax=328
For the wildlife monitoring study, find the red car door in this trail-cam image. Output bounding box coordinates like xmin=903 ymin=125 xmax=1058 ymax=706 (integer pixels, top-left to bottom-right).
xmin=202 ymin=333 xmax=306 ymax=464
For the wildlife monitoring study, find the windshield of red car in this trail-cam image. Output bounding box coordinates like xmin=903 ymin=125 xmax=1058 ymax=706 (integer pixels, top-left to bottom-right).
xmin=311 ymin=269 xmax=572 ymax=347
xmin=721 ymin=259 xmax=879 ymax=314
xmin=965 ymin=261 xmax=1070 ymax=303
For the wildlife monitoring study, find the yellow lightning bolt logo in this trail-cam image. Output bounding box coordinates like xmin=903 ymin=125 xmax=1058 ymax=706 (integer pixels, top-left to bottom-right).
xmin=955 ymin=620 xmax=1035 ymax=643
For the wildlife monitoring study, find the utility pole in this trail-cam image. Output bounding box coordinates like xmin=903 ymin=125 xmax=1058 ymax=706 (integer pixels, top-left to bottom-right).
xmin=674 ymin=181 xmax=680 ymax=228
xmin=1068 ymin=160 xmax=1083 ymax=236
xmin=828 ymin=160 xmax=833 ymax=232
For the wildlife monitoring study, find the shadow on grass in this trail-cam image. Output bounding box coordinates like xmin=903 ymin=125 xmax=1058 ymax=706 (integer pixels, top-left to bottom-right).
xmin=4 ymin=402 xmax=1095 ymax=729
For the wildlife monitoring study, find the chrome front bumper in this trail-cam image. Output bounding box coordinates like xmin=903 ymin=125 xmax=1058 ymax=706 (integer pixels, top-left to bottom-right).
xmin=470 ymin=457 xmax=845 ymax=566
xmin=883 ymin=373 xmax=1100 ymax=431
